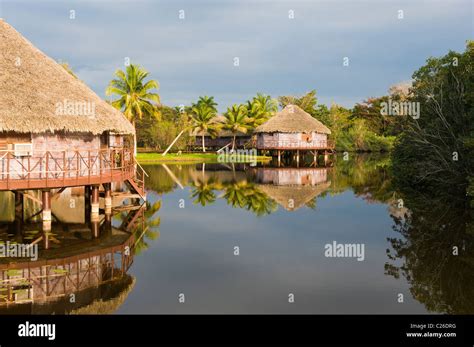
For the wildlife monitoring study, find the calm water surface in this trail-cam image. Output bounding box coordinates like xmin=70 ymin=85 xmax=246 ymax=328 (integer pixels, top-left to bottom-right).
xmin=117 ymin=155 xmax=472 ymax=314
xmin=1 ymin=155 xmax=472 ymax=314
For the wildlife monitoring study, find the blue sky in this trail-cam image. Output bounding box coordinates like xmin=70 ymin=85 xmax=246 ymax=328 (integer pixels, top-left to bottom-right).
xmin=1 ymin=0 xmax=472 ymax=111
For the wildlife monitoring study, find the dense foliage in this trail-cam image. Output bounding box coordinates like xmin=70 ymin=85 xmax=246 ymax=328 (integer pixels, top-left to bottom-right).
xmin=391 ymin=41 xmax=474 ymax=197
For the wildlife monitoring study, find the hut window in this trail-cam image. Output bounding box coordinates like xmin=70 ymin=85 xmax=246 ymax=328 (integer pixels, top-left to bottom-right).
xmin=301 ymin=134 xmax=312 ymax=142
xmin=13 ymin=143 xmax=32 ymax=157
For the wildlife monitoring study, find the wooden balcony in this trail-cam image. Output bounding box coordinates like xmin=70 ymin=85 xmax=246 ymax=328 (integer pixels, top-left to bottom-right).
xmin=0 ymin=148 xmax=136 ymax=191
xmin=257 ymin=139 xmax=335 ymax=150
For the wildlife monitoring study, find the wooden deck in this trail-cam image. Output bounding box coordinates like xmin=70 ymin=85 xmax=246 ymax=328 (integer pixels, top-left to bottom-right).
xmin=0 ymin=148 xmax=136 ymax=191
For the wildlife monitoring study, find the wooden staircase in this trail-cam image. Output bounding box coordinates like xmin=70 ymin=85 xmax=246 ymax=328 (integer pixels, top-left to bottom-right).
xmin=119 ymin=203 xmax=146 ymax=231
xmin=124 ymin=160 xmax=148 ymax=201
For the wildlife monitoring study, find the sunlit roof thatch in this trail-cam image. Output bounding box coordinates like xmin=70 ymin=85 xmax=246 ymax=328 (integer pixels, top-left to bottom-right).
xmin=255 ymin=105 xmax=331 ymax=134
xmin=0 ymin=20 xmax=134 ymax=135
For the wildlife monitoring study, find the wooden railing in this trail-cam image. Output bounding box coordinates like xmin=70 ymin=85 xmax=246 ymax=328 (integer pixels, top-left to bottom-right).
xmin=257 ymin=139 xmax=335 ymax=150
xmin=0 ymin=148 xmax=135 ymax=190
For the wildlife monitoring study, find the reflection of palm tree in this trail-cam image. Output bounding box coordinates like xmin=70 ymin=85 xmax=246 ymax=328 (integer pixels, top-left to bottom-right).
xmin=125 ymin=200 xmax=161 ymax=255
xmin=244 ymin=186 xmax=277 ymax=216
xmin=190 ymin=179 xmax=217 ymax=206
xmin=222 ymin=181 xmax=277 ymax=216
xmin=223 ymin=181 xmax=248 ymax=208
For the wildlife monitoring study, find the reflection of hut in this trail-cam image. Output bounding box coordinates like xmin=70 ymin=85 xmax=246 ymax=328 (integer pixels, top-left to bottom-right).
xmin=255 ymin=105 xmax=333 ymax=164
xmin=256 ymin=167 xmax=328 ymax=186
xmin=192 ymin=115 xmax=251 ymax=150
xmin=255 ymin=167 xmax=331 ymax=211
xmin=0 ymin=230 xmax=135 ymax=314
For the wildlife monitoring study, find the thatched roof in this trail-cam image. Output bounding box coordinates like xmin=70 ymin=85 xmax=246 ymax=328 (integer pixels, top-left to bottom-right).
xmin=70 ymin=276 xmax=136 ymax=315
xmin=0 ymin=20 xmax=135 ymax=135
xmin=257 ymin=181 xmax=331 ymax=211
xmin=255 ymin=105 xmax=331 ymax=134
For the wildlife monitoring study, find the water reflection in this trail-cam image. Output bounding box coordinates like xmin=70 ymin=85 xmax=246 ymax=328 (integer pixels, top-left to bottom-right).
xmin=0 ymin=154 xmax=472 ymax=314
xmin=0 ymin=189 xmax=151 ymax=314
xmin=138 ymin=155 xmax=472 ymax=314
xmin=385 ymin=190 xmax=474 ymax=314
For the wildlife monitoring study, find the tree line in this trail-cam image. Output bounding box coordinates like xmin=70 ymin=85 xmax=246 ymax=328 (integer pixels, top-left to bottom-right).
xmin=103 ymin=40 xmax=473 ymax=199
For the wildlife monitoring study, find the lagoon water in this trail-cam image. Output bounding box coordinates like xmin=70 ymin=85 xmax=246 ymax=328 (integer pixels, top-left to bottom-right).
xmin=1 ymin=155 xmax=472 ymax=314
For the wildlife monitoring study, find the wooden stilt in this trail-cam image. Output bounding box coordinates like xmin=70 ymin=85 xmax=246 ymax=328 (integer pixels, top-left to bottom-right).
xmin=42 ymin=189 xmax=51 ymax=249
xmin=104 ymin=183 xmax=112 ymax=214
xmin=278 ymin=150 xmax=281 ymax=167
xmin=90 ymin=185 xmax=100 ymax=238
xmin=296 ymin=150 xmax=300 ymax=167
xmin=91 ymin=185 xmax=99 ymax=214
xmin=84 ymin=185 xmax=91 ymax=224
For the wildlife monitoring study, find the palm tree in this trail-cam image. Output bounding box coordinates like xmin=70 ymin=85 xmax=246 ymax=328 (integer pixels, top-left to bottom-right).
xmin=191 ymin=103 xmax=220 ymax=152
xmin=106 ymin=64 xmax=160 ymax=127
xmin=195 ymin=96 xmax=218 ymax=112
xmin=224 ymin=104 xmax=250 ymax=151
xmin=247 ymin=93 xmax=278 ymax=128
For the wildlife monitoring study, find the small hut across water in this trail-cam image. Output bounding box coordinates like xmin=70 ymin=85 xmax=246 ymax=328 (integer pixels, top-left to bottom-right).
xmin=255 ymin=105 xmax=334 ymax=165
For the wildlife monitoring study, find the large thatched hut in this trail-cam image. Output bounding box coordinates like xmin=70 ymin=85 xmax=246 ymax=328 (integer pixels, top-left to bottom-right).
xmin=0 ymin=20 xmax=144 ymax=226
xmin=255 ymin=105 xmax=333 ymax=164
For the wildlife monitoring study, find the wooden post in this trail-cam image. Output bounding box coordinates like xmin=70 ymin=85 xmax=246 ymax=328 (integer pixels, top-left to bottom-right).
xmin=277 ymin=150 xmax=281 ymax=167
xmin=324 ymin=150 xmax=329 ymax=165
xmin=91 ymin=185 xmax=100 ymax=238
xmin=296 ymin=150 xmax=300 ymax=167
xmin=91 ymin=185 xmax=100 ymax=215
xmin=84 ymin=185 xmax=91 ymax=224
xmin=42 ymin=189 xmax=51 ymax=249
xmin=104 ymin=183 xmax=112 ymax=214
xmin=14 ymin=191 xmax=23 ymax=222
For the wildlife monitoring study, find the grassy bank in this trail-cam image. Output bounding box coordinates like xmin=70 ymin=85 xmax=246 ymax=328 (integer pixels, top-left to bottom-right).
xmin=137 ymin=152 xmax=271 ymax=164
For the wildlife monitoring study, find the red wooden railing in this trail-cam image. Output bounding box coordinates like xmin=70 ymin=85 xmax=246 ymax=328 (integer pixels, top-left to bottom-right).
xmin=257 ymin=139 xmax=335 ymax=150
xmin=0 ymin=148 xmax=136 ymax=190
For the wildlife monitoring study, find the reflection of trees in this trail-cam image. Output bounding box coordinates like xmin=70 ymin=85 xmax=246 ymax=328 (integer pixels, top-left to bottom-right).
xmin=222 ymin=181 xmax=277 ymax=216
xmin=240 ymin=184 xmax=278 ymax=216
xmin=222 ymin=181 xmax=248 ymax=208
xmin=190 ymin=178 xmax=218 ymax=206
xmin=190 ymin=178 xmax=278 ymax=216
xmin=386 ymin=191 xmax=474 ymax=314
xmin=121 ymin=200 xmax=161 ymax=255
xmin=330 ymin=154 xmax=394 ymax=204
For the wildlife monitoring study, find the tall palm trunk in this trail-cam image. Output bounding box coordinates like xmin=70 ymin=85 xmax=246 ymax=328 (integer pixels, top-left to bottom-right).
xmin=202 ymin=134 xmax=206 ymax=152
xmin=232 ymin=134 xmax=236 ymax=152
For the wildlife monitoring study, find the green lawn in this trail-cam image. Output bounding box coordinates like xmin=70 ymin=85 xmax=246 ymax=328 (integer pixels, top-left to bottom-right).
xmin=137 ymin=152 xmax=271 ymax=164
